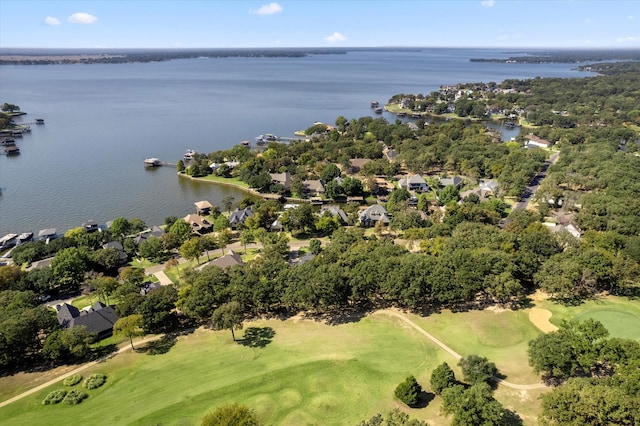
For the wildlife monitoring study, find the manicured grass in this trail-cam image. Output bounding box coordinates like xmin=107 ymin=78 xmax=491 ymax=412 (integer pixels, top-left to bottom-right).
xmin=196 ymin=174 xmax=250 ymax=189
xmin=407 ymin=309 xmax=542 ymax=384
xmin=0 ymin=314 xmax=456 ymax=426
xmin=537 ymin=295 xmax=640 ymax=340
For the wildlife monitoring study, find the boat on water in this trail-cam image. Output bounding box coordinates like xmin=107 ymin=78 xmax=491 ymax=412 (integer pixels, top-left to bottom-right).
xmin=183 ymin=149 xmax=196 ymax=161
xmin=35 ymin=118 xmax=45 ymax=124
xmin=144 ymin=158 xmax=161 ymax=167
xmin=371 ymin=101 xmax=379 ymax=108
xmin=374 ymin=107 xmax=383 ymax=114
xmin=4 ymin=146 xmax=20 ymax=155
xmin=1 ymin=138 xmax=16 ymax=146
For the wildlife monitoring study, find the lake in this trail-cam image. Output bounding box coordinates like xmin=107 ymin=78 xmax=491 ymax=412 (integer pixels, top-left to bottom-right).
xmin=0 ymin=48 xmax=589 ymax=235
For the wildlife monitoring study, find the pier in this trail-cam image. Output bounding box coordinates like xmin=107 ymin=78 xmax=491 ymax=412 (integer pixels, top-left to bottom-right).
xmin=144 ymin=158 xmax=176 ymax=168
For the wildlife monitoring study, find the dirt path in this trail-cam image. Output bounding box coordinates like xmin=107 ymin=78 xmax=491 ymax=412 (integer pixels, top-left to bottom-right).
xmin=375 ymin=309 xmax=548 ymax=390
xmin=0 ymin=335 xmax=163 ymax=408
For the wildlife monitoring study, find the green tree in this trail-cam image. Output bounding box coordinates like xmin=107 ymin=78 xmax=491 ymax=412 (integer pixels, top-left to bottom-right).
xmin=211 ymin=301 xmax=244 ymax=341
xmin=113 ymin=314 xmax=145 ymax=350
xmin=222 ymin=195 xmax=236 ymax=214
xmin=430 ymin=362 xmax=457 ymax=395
xmin=51 ymin=247 xmax=89 ymax=292
xmin=441 ymin=382 xmax=508 ymax=426
xmin=109 ymin=217 xmax=131 ymax=239
xmin=139 ymin=236 xmax=164 ymax=262
xmin=239 ymin=229 xmax=255 ymax=254
xmin=169 ymin=219 xmax=192 ymax=245
xmin=458 ymin=354 xmax=498 ymax=385
xmin=358 ymin=409 xmax=429 ymax=426
xmin=180 ymin=237 xmax=203 ymax=264
xmin=201 ymin=403 xmax=261 ymax=426
xmin=91 ymin=275 xmax=119 ymax=305
xmin=394 ymin=375 xmax=422 ymax=407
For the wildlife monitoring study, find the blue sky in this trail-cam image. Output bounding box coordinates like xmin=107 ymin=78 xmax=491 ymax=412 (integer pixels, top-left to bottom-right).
xmin=1 ymin=0 xmax=639 ymax=49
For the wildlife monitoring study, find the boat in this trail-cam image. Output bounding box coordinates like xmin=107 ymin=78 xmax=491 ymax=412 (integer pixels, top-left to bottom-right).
xmin=183 ymin=149 xmax=196 ymax=161
xmin=16 ymin=232 xmax=34 ymax=245
xmin=374 ymin=107 xmax=383 ymax=114
xmin=4 ymin=146 xmax=20 ymax=155
xmin=144 ymin=157 xmax=161 ymax=167
xmin=397 ymin=111 xmax=407 ymax=117
xmin=1 ymin=138 xmax=16 ymax=146
xmin=371 ymin=101 xmax=379 ymax=108
xmin=35 ymin=118 xmax=45 ymax=124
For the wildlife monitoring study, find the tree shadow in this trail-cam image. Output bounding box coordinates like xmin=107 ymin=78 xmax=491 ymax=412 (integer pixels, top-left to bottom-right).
xmin=504 ymin=409 xmax=524 ymax=426
xmin=139 ymin=334 xmax=177 ymax=355
xmin=238 ymin=327 xmax=276 ymax=348
xmin=412 ymin=390 xmax=435 ymax=408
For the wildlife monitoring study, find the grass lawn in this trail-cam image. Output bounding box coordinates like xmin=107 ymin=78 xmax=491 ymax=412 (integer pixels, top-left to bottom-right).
xmin=407 ymin=309 xmax=542 ymax=384
xmin=0 ymin=314 xmax=455 ymax=425
xmin=536 ymin=295 xmax=640 ymax=340
xmin=197 ymin=174 xmax=250 ymax=189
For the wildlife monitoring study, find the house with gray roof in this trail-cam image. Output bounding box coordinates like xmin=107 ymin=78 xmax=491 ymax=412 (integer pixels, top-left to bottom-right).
xmin=359 ymin=204 xmax=390 ymax=227
xmin=319 ymin=205 xmax=349 ymax=224
xmin=398 ymin=174 xmax=429 ymax=193
xmin=228 ymin=207 xmax=253 ymax=229
xmin=56 ymin=301 xmax=119 ymax=340
xmin=439 ymin=176 xmax=464 ymax=188
xmin=270 ymin=172 xmax=292 ymax=190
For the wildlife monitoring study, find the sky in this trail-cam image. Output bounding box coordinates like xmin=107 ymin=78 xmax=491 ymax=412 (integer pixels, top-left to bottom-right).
xmin=1 ymin=0 xmax=639 ymax=49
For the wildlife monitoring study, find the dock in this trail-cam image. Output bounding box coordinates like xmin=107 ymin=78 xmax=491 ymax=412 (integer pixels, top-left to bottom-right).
xmin=144 ymin=158 xmax=176 ymax=168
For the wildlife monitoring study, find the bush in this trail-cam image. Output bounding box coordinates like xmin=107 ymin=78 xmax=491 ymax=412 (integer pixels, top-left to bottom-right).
xmin=63 ymin=374 xmax=82 ymax=386
xmin=394 ymin=375 xmax=422 ymax=407
xmin=201 ymin=403 xmax=262 ymax=426
xmin=83 ymin=373 xmax=107 ymax=390
xmin=458 ymin=354 xmax=498 ymax=385
xmin=63 ymin=389 xmax=87 ymax=404
xmin=42 ymin=389 xmax=67 ymax=405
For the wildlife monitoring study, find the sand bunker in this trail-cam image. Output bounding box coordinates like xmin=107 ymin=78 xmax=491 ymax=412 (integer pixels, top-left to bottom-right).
xmin=529 ymin=308 xmax=559 ymax=333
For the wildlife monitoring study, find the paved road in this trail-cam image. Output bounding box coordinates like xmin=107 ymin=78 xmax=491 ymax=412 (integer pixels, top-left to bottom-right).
xmin=513 ymin=151 xmax=560 ymax=211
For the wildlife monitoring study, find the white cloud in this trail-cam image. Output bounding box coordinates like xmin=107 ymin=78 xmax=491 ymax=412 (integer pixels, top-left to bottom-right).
xmin=251 ymin=3 xmax=283 ymax=16
xmin=324 ymin=32 xmax=346 ymax=43
xmin=616 ymin=36 xmax=638 ymax=42
xmin=44 ymin=16 xmax=60 ymax=26
xmin=68 ymin=12 xmax=98 ymax=24
xmin=481 ymin=0 xmax=495 ymax=8
xmin=628 ymin=15 xmax=635 ymax=20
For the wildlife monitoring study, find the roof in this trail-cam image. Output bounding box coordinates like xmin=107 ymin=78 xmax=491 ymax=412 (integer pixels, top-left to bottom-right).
xmin=439 ymin=176 xmax=463 ymax=187
xmin=229 ymin=207 xmax=253 ymax=225
xmin=208 ymin=250 xmax=244 ymax=269
xmin=102 ymin=241 xmax=124 ymax=251
xmin=349 ymin=158 xmax=371 ymax=170
xmin=359 ymin=203 xmax=390 ymax=224
xmin=184 ymin=214 xmax=213 ymax=228
xmin=38 ymin=228 xmax=57 ymax=238
xmin=195 ymin=200 xmax=213 ymax=210
xmin=303 ymin=180 xmax=325 ymax=193
xmin=526 ymin=134 xmax=552 ymax=146
xmin=479 ymin=179 xmax=499 ymax=193
xmin=319 ymin=205 xmax=349 ymax=224
xmin=56 ymin=302 xmax=119 ymax=337
xmin=270 ymin=172 xmax=292 ymax=189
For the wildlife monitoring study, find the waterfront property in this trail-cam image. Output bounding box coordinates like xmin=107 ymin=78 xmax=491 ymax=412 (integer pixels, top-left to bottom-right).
xmin=183 ymin=214 xmax=213 ymax=235
xmin=56 ymin=301 xmax=119 ymax=340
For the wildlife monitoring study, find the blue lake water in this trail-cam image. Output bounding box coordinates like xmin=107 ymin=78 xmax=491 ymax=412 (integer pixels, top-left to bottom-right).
xmin=0 ymin=49 xmax=589 ymax=235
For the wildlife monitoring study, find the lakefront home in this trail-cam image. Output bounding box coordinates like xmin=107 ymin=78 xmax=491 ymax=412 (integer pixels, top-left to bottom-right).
xmin=194 ymin=200 xmax=213 ymax=215
xmin=228 ymin=207 xmax=253 ymax=229
xmin=183 ymin=214 xmax=213 ymax=235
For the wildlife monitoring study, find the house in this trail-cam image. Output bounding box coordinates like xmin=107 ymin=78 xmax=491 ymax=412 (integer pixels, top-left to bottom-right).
xmin=56 ymin=301 xmax=119 ymax=340
xmin=398 ymin=174 xmax=429 ymax=193
xmin=183 ymin=214 xmax=213 ymax=235
xmin=349 ymin=158 xmax=371 ymax=173
xmin=270 ymin=172 xmax=292 ymax=190
xmin=525 ymin=134 xmax=552 ymax=149
xmin=319 ymin=205 xmax=349 ymax=224
xmin=140 ymin=282 xmax=163 ymax=296
xmin=228 ymin=207 xmax=253 ymax=229
xmin=359 ymin=204 xmax=390 ymax=227
xmin=207 ymin=250 xmax=244 ymax=269
xmin=346 ymin=196 xmax=365 ymax=204
xmin=303 ymin=180 xmax=325 ymax=197
xmin=82 ymin=220 xmax=99 ymax=233
xmin=194 ymin=200 xmax=213 ymax=215
xmin=102 ymin=241 xmax=129 ymax=264
xmin=479 ymin=179 xmax=499 ymax=196
xmin=439 ymin=176 xmax=463 ymax=188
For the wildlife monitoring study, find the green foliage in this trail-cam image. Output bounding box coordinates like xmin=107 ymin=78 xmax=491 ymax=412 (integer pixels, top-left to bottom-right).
xmin=211 ymin=301 xmax=244 ymax=341
xmin=83 ymin=373 xmax=107 ymax=390
xmin=63 ymin=374 xmax=82 ymax=386
xmin=201 ymin=402 xmax=261 ymax=426
xmin=42 ymin=389 xmax=66 ymax=405
xmin=62 ymin=388 xmax=88 ymax=404
xmin=113 ymin=314 xmax=145 ymax=349
xmin=458 ymin=354 xmax=498 ymax=385
xmin=394 ymin=375 xmax=422 ymax=407
xmin=357 ymin=409 xmax=429 ymax=426
xmin=441 ymin=382 xmax=509 ymax=426
xmin=430 ymin=362 xmax=457 ymax=395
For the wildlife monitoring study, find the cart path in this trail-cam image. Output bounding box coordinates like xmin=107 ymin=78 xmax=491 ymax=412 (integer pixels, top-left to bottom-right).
xmin=375 ymin=309 xmax=549 ymax=390
xmin=0 ymin=335 xmax=163 ymax=408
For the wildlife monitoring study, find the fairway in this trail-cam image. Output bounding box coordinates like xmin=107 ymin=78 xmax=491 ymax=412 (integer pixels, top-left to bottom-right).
xmin=0 ymin=314 xmax=455 ymax=426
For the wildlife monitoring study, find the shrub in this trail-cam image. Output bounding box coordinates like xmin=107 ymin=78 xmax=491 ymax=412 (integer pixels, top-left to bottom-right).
xmin=83 ymin=373 xmax=107 ymax=390
xmin=42 ymin=389 xmax=67 ymax=405
xmin=63 ymin=389 xmax=87 ymax=404
xmin=458 ymin=354 xmax=498 ymax=385
xmin=63 ymin=374 xmax=82 ymax=386
xmin=201 ymin=403 xmax=262 ymax=426
xmin=394 ymin=375 xmax=422 ymax=407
